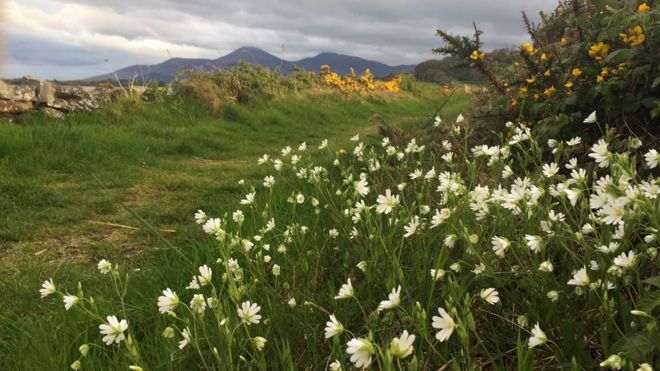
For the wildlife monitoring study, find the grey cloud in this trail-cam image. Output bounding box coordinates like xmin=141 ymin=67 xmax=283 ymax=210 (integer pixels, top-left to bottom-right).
xmin=5 ymin=0 xmax=557 ymax=79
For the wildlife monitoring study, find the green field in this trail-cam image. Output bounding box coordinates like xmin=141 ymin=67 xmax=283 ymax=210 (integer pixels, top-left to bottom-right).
xmin=0 ymin=84 xmax=470 ymax=369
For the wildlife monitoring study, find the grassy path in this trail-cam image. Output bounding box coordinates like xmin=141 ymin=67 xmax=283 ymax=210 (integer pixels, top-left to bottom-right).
xmin=0 ymin=86 xmax=472 ymax=369
xmin=0 ymin=87 xmax=469 ymax=268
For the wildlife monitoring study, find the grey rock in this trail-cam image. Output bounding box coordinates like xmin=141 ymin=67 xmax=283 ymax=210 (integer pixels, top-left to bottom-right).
xmin=0 ymin=99 xmax=33 ymax=113
xmin=37 ymin=80 xmax=56 ymax=105
xmin=41 ymin=107 xmax=66 ymax=119
xmin=13 ymin=85 xmax=37 ymax=101
xmin=55 ymin=86 xmax=90 ymax=100
xmin=50 ymin=98 xmax=70 ymax=110
xmin=0 ymin=80 xmax=14 ymax=99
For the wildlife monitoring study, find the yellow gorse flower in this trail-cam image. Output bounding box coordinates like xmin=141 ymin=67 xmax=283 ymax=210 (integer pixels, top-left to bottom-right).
xmin=470 ymin=50 xmax=485 ymax=61
xmin=561 ymin=37 xmax=568 ymax=45
xmin=620 ymin=25 xmax=646 ymax=46
xmin=571 ymin=68 xmax=583 ymax=78
xmin=319 ymin=65 xmax=401 ymax=94
xmin=544 ymin=86 xmax=556 ymax=96
xmin=596 ymin=66 xmax=610 ymax=83
xmin=540 ymin=53 xmax=548 ymax=62
xmin=564 ymin=81 xmax=574 ymax=89
xmin=638 ymin=3 xmax=650 ymax=12
xmin=521 ymin=42 xmax=535 ymax=54
xmin=381 ymin=76 xmax=402 ymax=93
xmin=526 ymin=76 xmax=537 ymax=84
xmin=589 ymin=42 xmax=610 ymax=60
xmin=543 ymin=69 xmax=551 ymax=77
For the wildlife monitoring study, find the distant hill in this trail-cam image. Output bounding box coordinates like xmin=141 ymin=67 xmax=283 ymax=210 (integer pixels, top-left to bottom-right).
xmin=414 ymin=48 xmax=515 ymax=84
xmin=87 ymin=47 xmax=416 ymax=82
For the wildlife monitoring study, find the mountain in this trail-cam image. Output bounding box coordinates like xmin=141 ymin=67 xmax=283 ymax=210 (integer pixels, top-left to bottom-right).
xmin=296 ymin=52 xmax=415 ymax=78
xmin=86 ymin=47 xmax=415 ymax=82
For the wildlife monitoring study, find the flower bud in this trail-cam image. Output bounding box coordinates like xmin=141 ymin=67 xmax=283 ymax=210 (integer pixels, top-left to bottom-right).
xmin=78 ymin=344 xmax=89 ymax=357
xmin=162 ymin=327 xmax=175 ymax=338
xmin=599 ymin=354 xmax=623 ymax=369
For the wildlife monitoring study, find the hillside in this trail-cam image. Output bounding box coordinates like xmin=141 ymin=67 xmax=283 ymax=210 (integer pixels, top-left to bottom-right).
xmin=414 ymin=48 xmax=515 ymax=83
xmin=87 ymin=47 xmax=416 ymax=82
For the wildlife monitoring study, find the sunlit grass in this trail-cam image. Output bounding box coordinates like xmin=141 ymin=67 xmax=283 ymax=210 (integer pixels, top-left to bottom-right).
xmin=0 ymin=84 xmax=472 ymax=369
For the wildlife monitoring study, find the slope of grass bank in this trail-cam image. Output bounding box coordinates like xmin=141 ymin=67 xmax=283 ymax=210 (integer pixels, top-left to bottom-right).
xmin=0 ymin=85 xmax=471 ymax=369
xmin=1 ymin=87 xmax=468 ymax=257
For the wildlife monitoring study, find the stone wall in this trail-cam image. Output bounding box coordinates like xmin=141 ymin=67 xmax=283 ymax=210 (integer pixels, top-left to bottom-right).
xmin=0 ymin=78 xmax=119 ymax=120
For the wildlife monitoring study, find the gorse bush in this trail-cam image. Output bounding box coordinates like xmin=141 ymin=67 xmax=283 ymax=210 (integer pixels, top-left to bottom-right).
xmin=434 ymin=0 xmax=659 ymax=143
xmin=174 ymin=63 xmax=316 ymax=109
xmin=319 ymin=65 xmax=402 ymax=95
xmin=40 ymin=110 xmax=659 ymax=369
xmin=172 ymin=63 xmax=406 ymax=116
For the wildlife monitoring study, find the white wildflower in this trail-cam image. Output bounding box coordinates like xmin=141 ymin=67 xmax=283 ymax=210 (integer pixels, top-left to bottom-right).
xmin=376 ymin=189 xmax=399 ymax=214
xmin=390 ymin=330 xmax=415 ymax=359
xmin=525 ymin=235 xmax=543 ymax=253
xmin=431 ymin=307 xmax=456 ymax=342
xmin=542 ymin=163 xmax=560 ymax=178
xmin=197 ymin=265 xmax=212 ymax=286
xmin=190 ymin=294 xmax=206 ymax=314
xmin=63 ymin=295 xmax=79 ymax=311
xmin=178 ymin=327 xmax=191 ymax=349
xmin=528 ymin=323 xmax=548 ymax=348
xmin=567 ymin=267 xmax=590 ymax=287
xmin=378 ymin=285 xmax=401 ymax=311
xmin=240 ymin=192 xmax=256 ymax=205
xmin=157 ymin=288 xmax=180 ymax=314
xmin=324 ymin=314 xmax=344 ymax=339
xmin=346 ymin=338 xmax=374 ymax=368
xmin=644 ymin=149 xmax=659 ymax=168
xmin=237 ymin=301 xmax=262 ymax=325
xmin=613 ymin=250 xmax=636 ymax=269
xmin=334 ymin=278 xmax=354 ymax=300
xmin=491 ymin=236 xmax=510 ymax=257
xmin=97 ymin=259 xmax=112 ymax=274
xmin=588 ymin=139 xmax=611 ymax=168
xmin=99 ymin=315 xmax=128 ymax=345
xmin=583 ymin=110 xmax=597 ymax=123
xmin=40 ymin=279 xmax=56 ymax=298
xmin=479 ymin=288 xmax=500 ymax=305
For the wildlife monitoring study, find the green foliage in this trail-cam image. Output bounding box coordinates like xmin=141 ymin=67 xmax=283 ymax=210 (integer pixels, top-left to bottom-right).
xmin=434 ymin=0 xmax=660 ymax=143
xmin=415 ymin=56 xmax=487 ymax=83
xmin=18 ymin=113 xmax=658 ymax=369
xmin=102 ymin=94 xmax=146 ymax=123
xmin=415 ymin=49 xmax=515 ymax=85
xmin=0 ymin=85 xmax=473 ymax=370
xmin=173 ymin=63 xmax=319 ymax=114
xmin=397 ymin=73 xmax=422 ymax=94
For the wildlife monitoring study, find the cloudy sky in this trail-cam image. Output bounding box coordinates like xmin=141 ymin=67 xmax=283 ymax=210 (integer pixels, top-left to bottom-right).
xmin=1 ymin=0 xmax=555 ymax=80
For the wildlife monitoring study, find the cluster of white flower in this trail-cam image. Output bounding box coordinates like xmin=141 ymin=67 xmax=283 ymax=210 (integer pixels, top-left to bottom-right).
xmin=39 ymin=113 xmax=658 ymax=369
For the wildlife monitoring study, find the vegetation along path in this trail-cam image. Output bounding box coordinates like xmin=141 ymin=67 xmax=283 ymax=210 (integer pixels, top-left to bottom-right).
xmin=0 ymin=83 xmax=470 ymax=315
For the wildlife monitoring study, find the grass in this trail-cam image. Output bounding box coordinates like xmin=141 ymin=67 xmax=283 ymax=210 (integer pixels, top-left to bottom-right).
xmin=0 ymin=87 xmax=468 ymax=252
xmin=0 ymin=84 xmax=471 ymax=369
